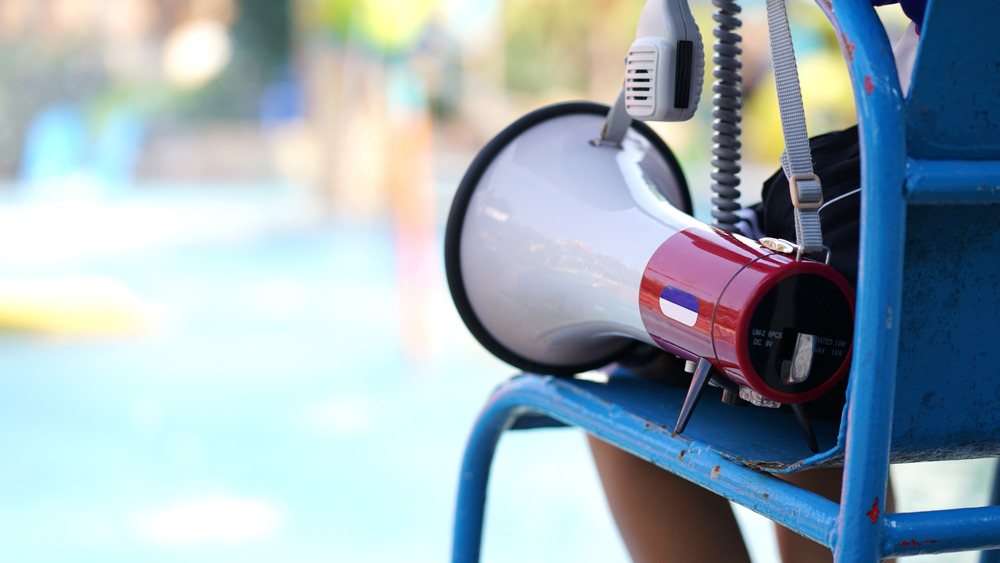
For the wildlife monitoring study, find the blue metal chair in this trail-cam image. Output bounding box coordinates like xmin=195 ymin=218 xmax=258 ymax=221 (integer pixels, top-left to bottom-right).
xmin=452 ymin=0 xmax=1000 ymax=561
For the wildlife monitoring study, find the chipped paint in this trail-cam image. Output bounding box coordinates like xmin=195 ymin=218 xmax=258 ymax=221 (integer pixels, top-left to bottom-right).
xmin=710 ymin=465 xmax=722 ymax=479
xmin=643 ymin=422 xmax=664 ymax=434
xmin=678 ymin=450 xmax=687 ymax=462
xmin=864 ymin=75 xmax=874 ymax=94
xmin=866 ymin=497 xmax=881 ymax=524
xmin=742 ymin=459 xmax=805 ymax=473
xmin=841 ymin=34 xmax=855 ymax=62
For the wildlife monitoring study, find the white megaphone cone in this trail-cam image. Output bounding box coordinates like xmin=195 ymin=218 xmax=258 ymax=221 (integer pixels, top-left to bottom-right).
xmin=447 ymin=102 xmax=694 ymax=375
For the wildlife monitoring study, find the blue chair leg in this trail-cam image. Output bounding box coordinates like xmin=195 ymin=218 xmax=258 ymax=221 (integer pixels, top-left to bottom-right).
xmin=452 ymin=396 xmax=523 ymax=563
xmin=979 ymin=460 xmax=1000 ymax=563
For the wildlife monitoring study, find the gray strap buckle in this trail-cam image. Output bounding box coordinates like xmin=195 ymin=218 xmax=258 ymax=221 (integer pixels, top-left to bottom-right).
xmin=789 ymin=173 xmax=824 ymax=210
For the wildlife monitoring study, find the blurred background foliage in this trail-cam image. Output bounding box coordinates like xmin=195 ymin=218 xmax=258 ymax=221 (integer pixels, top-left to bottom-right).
xmin=0 ymin=0 xmax=911 ymax=203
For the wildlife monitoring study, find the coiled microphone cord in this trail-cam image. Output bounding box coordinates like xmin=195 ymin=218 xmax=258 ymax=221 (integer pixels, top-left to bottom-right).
xmin=709 ymin=0 xmax=744 ymax=232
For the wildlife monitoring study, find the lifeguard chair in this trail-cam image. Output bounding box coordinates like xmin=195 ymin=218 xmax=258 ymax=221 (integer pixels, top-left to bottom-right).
xmin=450 ymin=0 xmax=1000 ymax=561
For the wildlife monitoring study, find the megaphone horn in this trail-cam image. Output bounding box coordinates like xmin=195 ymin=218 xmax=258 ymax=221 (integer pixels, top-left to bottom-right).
xmin=446 ymin=102 xmax=854 ymax=436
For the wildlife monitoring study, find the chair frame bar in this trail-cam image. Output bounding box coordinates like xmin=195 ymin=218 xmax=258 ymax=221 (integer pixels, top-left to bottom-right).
xmin=820 ymin=0 xmax=906 ymax=560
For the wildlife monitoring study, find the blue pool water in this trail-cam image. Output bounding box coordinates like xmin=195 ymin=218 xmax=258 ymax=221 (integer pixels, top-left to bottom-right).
xmin=0 ymin=186 xmax=631 ymax=562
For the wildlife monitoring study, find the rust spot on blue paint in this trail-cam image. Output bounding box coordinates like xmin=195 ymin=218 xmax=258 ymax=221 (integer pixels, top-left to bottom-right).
xmin=866 ymin=497 xmax=881 ymax=524
xmin=710 ymin=465 xmax=722 ymax=479
xmin=678 ymin=450 xmax=687 ymax=461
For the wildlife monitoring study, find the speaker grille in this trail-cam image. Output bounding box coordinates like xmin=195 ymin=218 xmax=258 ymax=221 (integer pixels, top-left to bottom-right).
xmin=625 ymin=44 xmax=657 ymax=118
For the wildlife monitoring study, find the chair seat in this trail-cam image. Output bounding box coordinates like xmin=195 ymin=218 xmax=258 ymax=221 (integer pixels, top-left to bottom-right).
xmin=505 ymin=369 xmax=843 ymax=473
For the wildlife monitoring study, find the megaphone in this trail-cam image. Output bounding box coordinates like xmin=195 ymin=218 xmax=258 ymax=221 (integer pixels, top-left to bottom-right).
xmin=445 ymin=102 xmax=854 ymax=439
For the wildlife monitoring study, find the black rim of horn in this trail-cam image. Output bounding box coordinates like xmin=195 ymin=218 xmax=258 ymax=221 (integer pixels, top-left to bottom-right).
xmin=444 ymin=101 xmax=692 ymax=376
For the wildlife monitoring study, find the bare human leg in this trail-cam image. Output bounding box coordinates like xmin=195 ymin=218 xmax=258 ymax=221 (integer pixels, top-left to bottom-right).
xmin=587 ymin=435 xmax=752 ymax=563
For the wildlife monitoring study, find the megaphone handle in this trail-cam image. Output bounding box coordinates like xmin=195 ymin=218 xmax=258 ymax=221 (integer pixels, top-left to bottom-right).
xmin=674 ymin=357 xmax=714 ymax=434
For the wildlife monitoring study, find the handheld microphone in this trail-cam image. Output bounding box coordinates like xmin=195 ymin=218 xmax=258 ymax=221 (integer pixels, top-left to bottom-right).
xmin=625 ymin=0 xmax=705 ymax=122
